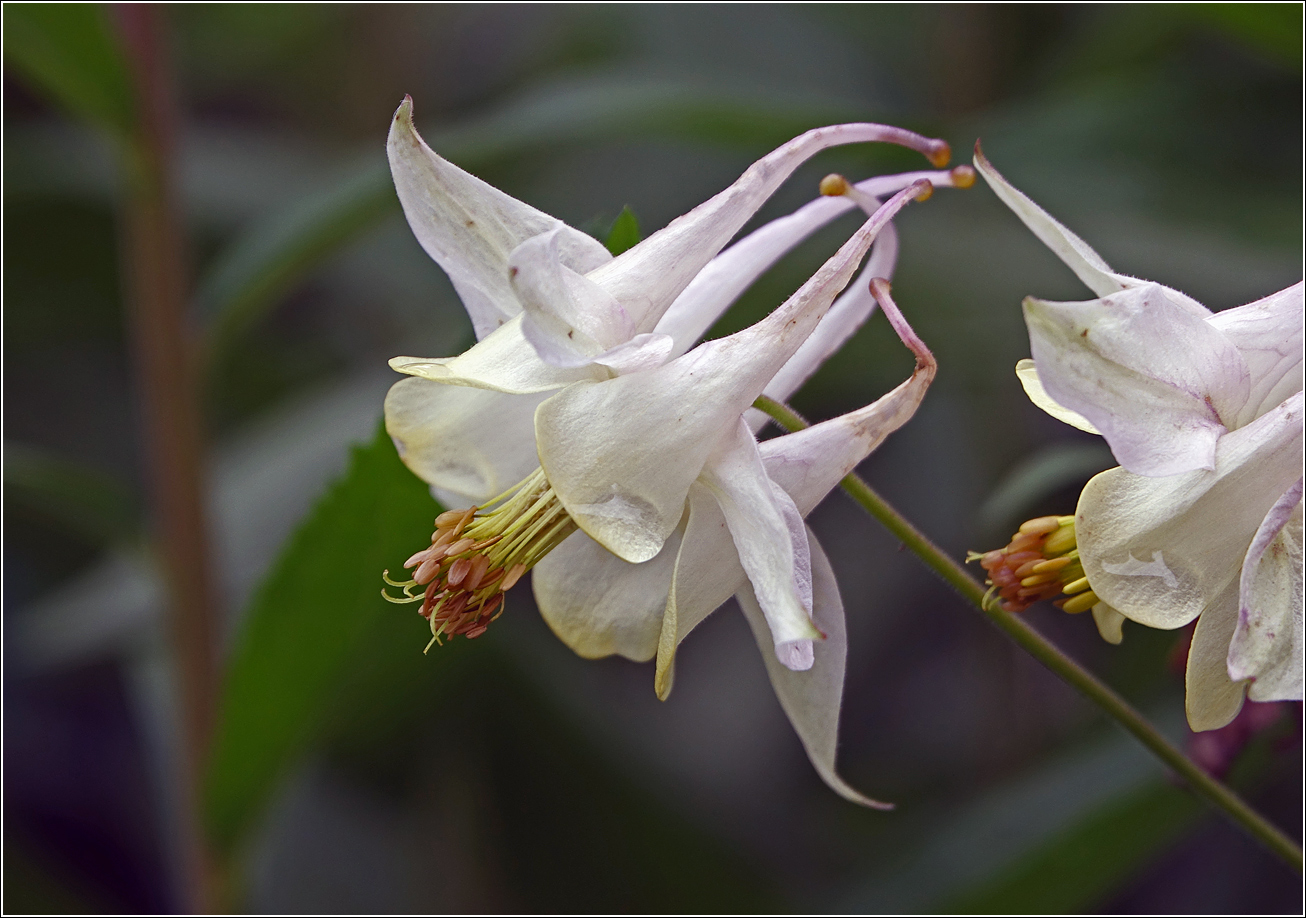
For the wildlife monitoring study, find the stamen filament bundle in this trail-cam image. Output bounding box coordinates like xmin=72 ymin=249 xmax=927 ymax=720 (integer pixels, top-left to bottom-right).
xmin=382 ymin=468 xmax=577 ymax=650
xmin=968 ymin=515 xmax=1100 ymax=614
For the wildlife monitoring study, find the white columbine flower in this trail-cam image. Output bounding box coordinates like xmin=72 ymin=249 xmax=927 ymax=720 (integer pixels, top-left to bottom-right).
xmin=382 ymin=97 xmax=958 ymax=803
xmin=975 ymin=146 xmax=1304 ymax=731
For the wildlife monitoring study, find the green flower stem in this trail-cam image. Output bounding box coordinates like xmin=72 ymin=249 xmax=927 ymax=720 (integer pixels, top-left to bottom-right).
xmin=754 ymin=395 xmax=1302 ymax=872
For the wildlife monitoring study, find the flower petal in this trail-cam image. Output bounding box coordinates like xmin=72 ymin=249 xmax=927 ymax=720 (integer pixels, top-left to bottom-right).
xmin=1228 ymin=479 xmax=1304 ymax=702
xmin=698 ymin=420 xmax=821 ymax=667
xmin=537 ymin=205 xmax=897 ymax=562
xmin=390 ymin=315 xmax=604 ymax=394
xmin=973 ymin=144 xmax=1125 ymax=298
xmin=388 ymin=97 xmax=612 ymax=339
xmin=1076 ymin=391 xmax=1304 ymax=630
xmin=1207 ymin=282 xmax=1305 ymax=427
xmin=737 ymin=530 xmax=893 ymax=809
xmin=1014 ymin=359 xmax=1101 ymax=435
xmin=1185 ymin=578 xmax=1247 ymax=731
xmin=655 ymin=168 xmax=959 ymax=358
xmin=1024 ymin=283 xmax=1250 ymax=475
xmin=510 ymin=229 xmax=639 ymax=366
xmin=1091 ymin=602 xmax=1127 ymax=645
xmin=588 ymin=123 xmax=949 ymax=333
xmin=756 ymin=224 xmax=898 ymax=413
xmin=384 ymin=377 xmax=545 ymax=502
xmin=653 ymin=482 xmax=746 ymax=700
xmin=531 ymin=528 xmax=678 ymax=663
xmin=760 ymin=282 xmax=937 ymax=515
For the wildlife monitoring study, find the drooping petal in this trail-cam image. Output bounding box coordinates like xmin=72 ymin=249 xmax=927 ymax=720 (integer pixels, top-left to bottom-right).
xmin=387 ymin=97 xmax=612 ymax=339
xmin=698 ymin=420 xmax=821 ymax=669
xmin=1228 ymin=479 xmax=1304 ymax=701
xmin=531 ymin=528 xmax=678 ymax=663
xmin=587 ymin=124 xmax=950 ymax=334
xmin=384 ymin=377 xmax=545 ymax=502
xmin=1207 ymin=282 xmax=1305 ymax=427
xmin=1076 ymin=391 xmax=1304 ymax=630
xmin=510 ymin=229 xmax=638 ymax=366
xmin=655 ymin=168 xmax=958 ymax=357
xmin=738 ymin=530 xmax=892 ymax=809
xmin=1185 ymin=578 xmax=1247 ymax=731
xmin=760 ymin=280 xmax=937 ymax=515
xmin=390 ymin=315 xmax=604 ymax=394
xmin=1024 ymin=283 xmax=1251 ymax=476
xmin=1014 ymin=359 xmax=1101 ymax=435
xmin=654 ymin=483 xmax=747 ymax=700
xmin=1091 ymin=602 xmax=1127 ymax=645
xmin=537 ymin=201 xmax=908 ymax=562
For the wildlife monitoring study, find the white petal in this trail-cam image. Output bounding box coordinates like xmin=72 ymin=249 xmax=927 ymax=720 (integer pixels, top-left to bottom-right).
xmin=1207 ymin=282 xmax=1305 ymax=427
xmin=1014 ymin=359 xmax=1101 ymax=435
xmin=973 ymin=145 xmax=1124 ymax=298
xmin=510 ymin=229 xmax=638 ymax=366
xmin=754 ymin=223 xmax=899 ymax=417
xmin=588 ymin=123 xmax=949 ymax=333
xmin=1076 ymin=391 xmax=1304 ymax=630
xmin=388 ymin=97 xmax=612 ymax=339
xmin=384 ymin=377 xmax=544 ymax=501
xmin=698 ymin=420 xmax=821 ymax=665
xmin=657 ymin=169 xmax=953 ymax=358
xmin=537 ymin=207 xmax=891 ymax=562
xmin=591 ymin=333 xmax=675 ymax=375
xmin=1185 ymin=578 xmax=1247 ymax=732
xmin=653 ymin=483 xmax=748 ymax=699
xmin=1091 ymin=602 xmax=1127 ymax=645
xmin=531 ymin=528 xmax=677 ymax=663
xmin=390 ymin=315 xmax=605 ymax=394
xmin=1024 ymin=283 xmax=1250 ymax=476
xmin=738 ymin=530 xmax=892 ymax=808
xmin=1229 ymin=479 xmax=1304 ymax=701
xmin=760 ymin=289 xmax=936 ymax=515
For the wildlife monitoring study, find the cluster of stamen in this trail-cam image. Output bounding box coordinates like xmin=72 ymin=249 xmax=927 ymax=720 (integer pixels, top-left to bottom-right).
xmin=382 ymin=468 xmax=577 ymax=651
xmin=968 ymin=515 xmax=1101 ymax=615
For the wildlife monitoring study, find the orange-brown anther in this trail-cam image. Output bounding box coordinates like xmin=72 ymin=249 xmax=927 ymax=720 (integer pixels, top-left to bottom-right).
xmin=971 ymin=515 xmax=1088 ymax=614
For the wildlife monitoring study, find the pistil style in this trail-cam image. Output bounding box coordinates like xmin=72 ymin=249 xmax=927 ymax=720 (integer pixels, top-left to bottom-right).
xmin=383 ymin=468 xmax=577 ymax=650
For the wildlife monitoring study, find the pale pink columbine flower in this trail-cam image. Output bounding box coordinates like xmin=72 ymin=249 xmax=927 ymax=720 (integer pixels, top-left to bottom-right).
xmin=382 ymin=97 xmax=959 ymax=802
xmin=975 ymin=146 xmax=1303 ymax=731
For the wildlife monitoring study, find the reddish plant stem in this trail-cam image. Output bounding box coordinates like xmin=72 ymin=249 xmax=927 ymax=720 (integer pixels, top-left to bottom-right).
xmin=114 ymin=5 xmax=219 ymax=911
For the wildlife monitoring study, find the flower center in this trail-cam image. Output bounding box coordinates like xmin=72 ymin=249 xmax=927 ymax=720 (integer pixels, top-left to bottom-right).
xmin=382 ymin=468 xmax=577 ymax=650
xmin=968 ymin=515 xmax=1101 ymax=615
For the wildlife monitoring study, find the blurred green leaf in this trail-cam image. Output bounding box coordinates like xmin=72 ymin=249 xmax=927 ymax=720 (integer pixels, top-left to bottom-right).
xmin=940 ymin=780 xmax=1200 ymax=913
xmin=3 ymin=3 xmax=135 ymax=137
xmin=603 ymin=206 xmax=642 ymax=256
xmin=195 ymin=161 xmax=395 ymax=370
xmin=205 ymin=421 xmax=439 ymax=852
xmin=3 ymin=442 xmax=139 ymax=545
xmin=1193 ymin=3 xmax=1303 ymax=69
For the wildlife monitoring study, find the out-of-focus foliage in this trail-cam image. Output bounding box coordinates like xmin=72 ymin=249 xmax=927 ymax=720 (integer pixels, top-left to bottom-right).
xmin=206 ymin=424 xmax=437 ymax=851
xmin=5 ymin=4 xmax=1301 ymax=913
xmin=3 ymin=4 xmax=134 ymax=137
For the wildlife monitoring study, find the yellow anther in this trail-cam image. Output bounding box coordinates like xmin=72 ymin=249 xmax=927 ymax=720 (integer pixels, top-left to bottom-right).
xmin=1062 ymin=576 xmax=1092 ymax=595
xmin=913 ymin=180 xmax=934 ymax=202
xmin=1020 ymin=572 xmax=1061 ymax=588
xmin=1044 ymin=526 xmax=1077 ymax=556
xmin=928 ymin=142 xmax=952 ymax=168
xmin=1030 ymin=557 xmax=1073 ymax=575
xmin=819 ymin=174 xmax=850 ymax=196
xmin=1019 ymin=516 xmax=1062 ymax=536
xmin=1061 ymin=590 xmax=1099 ymax=615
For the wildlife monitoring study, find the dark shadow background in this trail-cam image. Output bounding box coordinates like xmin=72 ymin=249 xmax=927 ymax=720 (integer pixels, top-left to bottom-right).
xmin=5 ymin=4 xmax=1302 ymax=913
